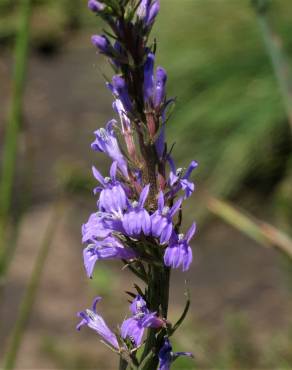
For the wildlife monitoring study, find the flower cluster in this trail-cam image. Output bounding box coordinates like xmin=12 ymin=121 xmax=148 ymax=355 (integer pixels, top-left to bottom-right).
xmin=77 ymin=1 xmax=197 ymax=369
xmin=77 ymin=295 xmax=164 ymax=349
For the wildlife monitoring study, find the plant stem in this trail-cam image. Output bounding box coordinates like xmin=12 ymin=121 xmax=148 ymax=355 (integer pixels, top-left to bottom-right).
xmin=2 ymin=200 xmax=65 ymax=370
xmin=141 ymin=265 xmax=170 ymax=369
xmin=119 ymin=357 xmax=129 ymax=370
xmin=0 ymin=0 xmax=32 ymax=277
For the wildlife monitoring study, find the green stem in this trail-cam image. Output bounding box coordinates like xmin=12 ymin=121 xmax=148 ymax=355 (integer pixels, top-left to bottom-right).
xmin=0 ymin=0 xmax=32 ymax=277
xmin=141 ymin=265 xmax=170 ymax=369
xmin=119 ymin=357 xmax=129 ymax=370
xmin=2 ymin=200 xmax=65 ymax=370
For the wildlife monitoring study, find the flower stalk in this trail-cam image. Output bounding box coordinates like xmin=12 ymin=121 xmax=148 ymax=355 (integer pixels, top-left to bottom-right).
xmin=77 ymin=1 xmax=197 ymax=369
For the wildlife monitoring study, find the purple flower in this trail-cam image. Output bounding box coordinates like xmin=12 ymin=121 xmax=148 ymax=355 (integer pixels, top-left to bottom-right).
xmin=158 ymin=338 xmax=193 ymax=370
xmin=154 ymin=67 xmax=167 ymax=108
xmin=122 ymin=185 xmax=151 ymax=237
xmin=91 ymin=120 xmax=128 ymax=178
xmin=137 ymin=0 xmax=160 ymax=27
xmin=82 ymin=212 xmax=112 ymax=243
xmin=151 ymin=192 xmax=182 ymax=244
xmin=83 ymin=236 xmax=136 ymax=278
xmin=77 ymin=297 xmax=119 ymax=349
xmin=107 ymin=76 xmax=133 ymax=113
xmin=121 ymin=295 xmax=164 ymax=346
xmin=164 ymin=223 xmax=196 ymax=271
xmin=143 ymin=52 xmax=155 ymax=104
xmin=88 ymin=0 xmax=105 ymax=12
xmin=168 ymin=157 xmax=198 ymax=198
xmin=92 ymin=162 xmax=127 ymax=214
xmin=91 ymin=35 xmax=112 ymax=55
xmin=143 ymin=54 xmax=167 ymax=109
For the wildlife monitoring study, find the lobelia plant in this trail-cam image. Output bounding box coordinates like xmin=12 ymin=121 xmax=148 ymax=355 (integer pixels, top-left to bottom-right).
xmin=77 ymin=1 xmax=197 ymax=369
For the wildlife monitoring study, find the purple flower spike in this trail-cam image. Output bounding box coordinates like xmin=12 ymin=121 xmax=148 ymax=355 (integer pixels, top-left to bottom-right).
xmin=83 ymin=236 xmax=136 ymax=278
xmin=121 ymin=295 xmax=164 ymax=346
xmin=88 ymin=0 xmax=105 ymax=13
xmin=158 ymin=338 xmax=193 ymax=370
xmin=92 ymin=162 xmax=127 ymax=214
xmin=91 ymin=35 xmax=111 ymax=55
xmin=110 ymin=76 xmax=133 ymax=113
xmin=154 ymin=67 xmax=167 ymax=108
xmin=151 ymin=192 xmax=182 ymax=244
xmin=164 ymin=223 xmax=196 ymax=271
xmin=77 ymin=297 xmax=119 ymax=350
xmin=91 ymin=120 xmax=128 ymax=178
xmin=143 ymin=53 xmax=155 ymax=104
xmin=122 ymin=185 xmax=151 ymax=237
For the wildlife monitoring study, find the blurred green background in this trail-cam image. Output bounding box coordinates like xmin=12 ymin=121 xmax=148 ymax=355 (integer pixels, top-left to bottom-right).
xmin=0 ymin=0 xmax=292 ymax=369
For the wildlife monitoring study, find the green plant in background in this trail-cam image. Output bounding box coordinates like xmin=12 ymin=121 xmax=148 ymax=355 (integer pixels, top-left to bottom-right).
xmin=151 ymin=0 xmax=291 ymax=223
xmin=0 ymin=0 xmax=32 ymax=280
xmin=2 ymin=200 xmax=65 ymax=370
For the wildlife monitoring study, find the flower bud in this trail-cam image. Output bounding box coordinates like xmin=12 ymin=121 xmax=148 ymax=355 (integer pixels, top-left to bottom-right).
xmin=154 ymin=66 xmax=167 ymax=107
xmin=91 ymin=35 xmax=111 ymax=55
xmin=148 ymin=0 xmax=160 ymax=25
xmin=143 ymin=53 xmax=155 ymax=104
xmin=88 ymin=0 xmax=105 ymax=12
xmin=137 ymin=0 xmax=160 ymax=26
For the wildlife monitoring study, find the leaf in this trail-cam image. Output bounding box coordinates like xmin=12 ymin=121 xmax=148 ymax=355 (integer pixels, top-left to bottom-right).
xmin=208 ymin=196 xmax=292 ymax=259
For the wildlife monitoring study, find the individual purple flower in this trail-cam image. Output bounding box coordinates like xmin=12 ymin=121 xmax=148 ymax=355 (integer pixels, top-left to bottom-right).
xmin=151 ymin=192 xmax=182 ymax=244
xmin=122 ymin=185 xmax=151 ymax=237
xmin=168 ymin=157 xmax=198 ymax=198
xmin=143 ymin=52 xmax=155 ymax=104
xmin=88 ymin=0 xmax=105 ymax=13
xmin=143 ymin=54 xmax=167 ymax=110
xmin=91 ymin=34 xmax=112 ymax=55
xmin=107 ymin=76 xmax=133 ymax=113
xmin=158 ymin=338 xmax=193 ymax=370
xmin=91 ymin=120 xmax=128 ymax=178
xmin=154 ymin=67 xmax=167 ymax=108
xmin=137 ymin=0 xmax=160 ymax=27
xmin=83 ymin=236 xmax=136 ymax=278
xmin=77 ymin=297 xmax=119 ymax=350
xmin=121 ymin=295 xmax=164 ymax=346
xmin=92 ymin=162 xmax=127 ymax=214
xmin=82 ymin=212 xmax=112 ymax=243
xmin=164 ymin=223 xmax=196 ymax=271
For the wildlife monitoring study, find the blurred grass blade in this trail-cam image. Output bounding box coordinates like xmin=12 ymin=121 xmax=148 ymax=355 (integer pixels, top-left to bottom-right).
xmin=2 ymin=200 xmax=65 ymax=370
xmin=0 ymin=0 xmax=32 ymax=275
xmin=208 ymin=197 xmax=292 ymax=259
xmin=252 ymin=0 xmax=292 ymax=131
